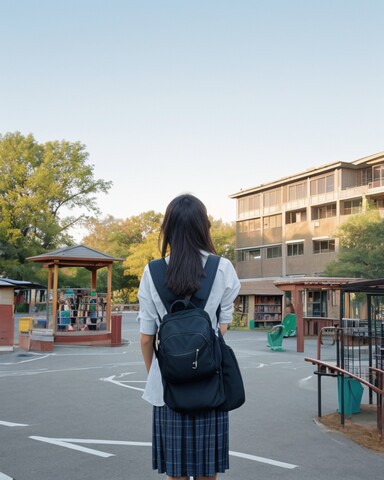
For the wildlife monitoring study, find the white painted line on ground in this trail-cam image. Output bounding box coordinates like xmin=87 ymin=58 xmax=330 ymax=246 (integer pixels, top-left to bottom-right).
xmin=0 ymin=420 xmax=29 ymax=427
xmin=0 ymin=473 xmax=15 ymax=479
xmin=30 ymin=436 xmax=115 ymax=458
xmin=241 ymin=364 xmax=267 ymax=370
xmin=30 ymin=436 xmax=299 ymax=469
xmin=229 ymin=450 xmax=298 ymax=469
xmin=0 ymin=365 xmax=112 ymax=378
xmin=61 ymin=439 xmax=152 ymax=446
xmin=100 ymin=373 xmax=145 ymax=392
xmin=0 ymin=353 xmax=50 ymax=365
xmin=51 ymin=351 xmax=129 ymax=357
xmin=298 ymin=375 xmax=313 ymax=389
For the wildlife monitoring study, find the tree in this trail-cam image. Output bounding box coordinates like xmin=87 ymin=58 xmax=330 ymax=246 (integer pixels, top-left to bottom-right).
xmin=209 ymin=217 xmax=236 ymax=263
xmin=124 ymin=231 xmax=161 ymax=280
xmin=0 ymin=132 xmax=112 ymax=252
xmin=81 ymin=211 xmax=162 ymax=258
xmin=81 ymin=211 xmax=236 ymax=303
xmin=82 ymin=212 xmax=163 ymax=301
xmin=325 ymin=208 xmax=384 ymax=279
xmin=0 ymin=132 xmax=112 ymax=278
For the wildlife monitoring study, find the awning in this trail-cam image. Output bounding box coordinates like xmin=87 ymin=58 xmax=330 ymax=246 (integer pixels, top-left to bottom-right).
xmin=0 ymin=278 xmax=46 ymax=289
xmin=239 ymin=278 xmax=284 ymax=296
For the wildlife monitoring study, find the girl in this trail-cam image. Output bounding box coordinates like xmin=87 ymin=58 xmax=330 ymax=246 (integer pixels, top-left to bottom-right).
xmin=138 ymin=194 xmax=240 ymax=480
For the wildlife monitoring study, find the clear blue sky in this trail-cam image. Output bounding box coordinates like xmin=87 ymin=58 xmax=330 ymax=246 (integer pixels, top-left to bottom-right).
xmin=1 ymin=0 xmax=383 ymax=229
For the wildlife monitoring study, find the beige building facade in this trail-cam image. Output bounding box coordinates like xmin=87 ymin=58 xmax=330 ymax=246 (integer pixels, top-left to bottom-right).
xmin=230 ymin=151 xmax=384 ymax=328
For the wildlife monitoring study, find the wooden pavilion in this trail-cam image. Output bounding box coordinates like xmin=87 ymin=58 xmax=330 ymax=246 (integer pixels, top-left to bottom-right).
xmin=27 ymin=245 xmax=123 ymax=346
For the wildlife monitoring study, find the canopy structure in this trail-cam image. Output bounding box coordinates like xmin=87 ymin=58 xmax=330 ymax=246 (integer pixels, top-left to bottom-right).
xmin=274 ymin=276 xmax=361 ymax=352
xmin=340 ymin=278 xmax=384 ymax=294
xmin=27 ymin=245 xmax=123 ymax=341
xmin=0 ymin=278 xmax=46 ymax=289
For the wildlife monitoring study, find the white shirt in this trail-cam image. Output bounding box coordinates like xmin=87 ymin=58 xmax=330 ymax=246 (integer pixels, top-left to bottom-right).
xmin=138 ymin=251 xmax=241 ymax=406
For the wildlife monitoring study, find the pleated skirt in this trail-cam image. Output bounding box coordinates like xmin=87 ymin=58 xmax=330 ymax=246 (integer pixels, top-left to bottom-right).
xmin=152 ymin=405 xmax=229 ymax=478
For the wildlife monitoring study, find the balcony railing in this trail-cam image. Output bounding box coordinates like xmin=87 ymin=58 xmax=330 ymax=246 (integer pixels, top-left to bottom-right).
xmin=309 ymin=192 xmax=336 ymax=205
xmin=339 ymin=184 xmax=368 ymax=199
xmin=369 ymin=179 xmax=384 ymax=190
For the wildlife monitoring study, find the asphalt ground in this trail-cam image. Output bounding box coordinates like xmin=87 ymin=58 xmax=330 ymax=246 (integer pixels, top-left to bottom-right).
xmin=0 ymin=314 xmax=383 ymax=480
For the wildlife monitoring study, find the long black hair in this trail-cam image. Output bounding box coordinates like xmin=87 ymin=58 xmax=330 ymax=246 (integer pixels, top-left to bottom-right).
xmin=160 ymin=194 xmax=216 ymax=296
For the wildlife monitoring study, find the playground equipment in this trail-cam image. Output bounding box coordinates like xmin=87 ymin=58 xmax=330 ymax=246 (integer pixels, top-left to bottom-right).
xmin=267 ymin=314 xmax=297 ymax=351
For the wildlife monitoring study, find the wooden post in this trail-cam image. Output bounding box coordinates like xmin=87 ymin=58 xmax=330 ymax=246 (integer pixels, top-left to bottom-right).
xmin=91 ymin=269 xmax=97 ymax=291
xmin=295 ymin=287 xmax=304 ymax=352
xmin=106 ymin=264 xmax=112 ymax=331
xmin=248 ymin=294 xmax=255 ymax=328
xmin=52 ymin=262 xmax=59 ymax=335
xmin=47 ymin=267 xmax=53 ymax=330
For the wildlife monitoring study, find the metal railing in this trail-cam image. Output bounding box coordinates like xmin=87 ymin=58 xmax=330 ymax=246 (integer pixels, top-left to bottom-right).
xmin=304 ymin=356 xmax=384 ymax=440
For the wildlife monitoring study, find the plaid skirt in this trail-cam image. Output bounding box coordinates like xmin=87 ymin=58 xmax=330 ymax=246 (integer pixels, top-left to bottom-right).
xmin=152 ymin=405 xmax=229 ymax=478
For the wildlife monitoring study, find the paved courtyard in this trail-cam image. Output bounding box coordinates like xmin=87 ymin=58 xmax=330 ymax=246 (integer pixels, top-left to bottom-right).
xmin=0 ymin=314 xmax=383 ymax=480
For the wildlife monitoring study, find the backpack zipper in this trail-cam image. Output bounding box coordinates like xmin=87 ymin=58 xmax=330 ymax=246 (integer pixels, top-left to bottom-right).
xmin=192 ymin=349 xmax=199 ymax=369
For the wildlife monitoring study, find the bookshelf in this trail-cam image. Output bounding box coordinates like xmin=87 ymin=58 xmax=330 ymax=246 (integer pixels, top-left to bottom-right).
xmin=57 ymin=288 xmax=106 ymax=331
xmin=254 ymin=295 xmax=282 ymax=327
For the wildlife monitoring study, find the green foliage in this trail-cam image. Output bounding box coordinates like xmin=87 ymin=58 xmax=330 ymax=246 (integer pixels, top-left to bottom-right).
xmin=14 ymin=303 xmax=29 ymax=313
xmin=325 ymin=209 xmax=384 ymax=279
xmin=82 ymin=212 xmax=236 ymax=303
xmin=82 ymin=212 xmax=163 ymax=300
xmin=231 ymin=312 xmax=248 ymax=328
xmin=82 ymin=211 xmax=162 ymax=258
xmin=209 ymin=217 xmax=235 ymax=263
xmin=124 ymin=231 xmax=161 ymax=280
xmin=0 ymin=131 xmax=112 ymax=278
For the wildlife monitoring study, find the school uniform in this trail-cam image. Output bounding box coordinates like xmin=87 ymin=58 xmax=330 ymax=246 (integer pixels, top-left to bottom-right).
xmin=138 ymin=251 xmax=240 ymax=477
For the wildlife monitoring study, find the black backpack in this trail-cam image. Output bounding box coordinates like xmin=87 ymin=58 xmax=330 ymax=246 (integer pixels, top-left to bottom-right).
xmin=148 ymin=254 xmax=225 ymax=413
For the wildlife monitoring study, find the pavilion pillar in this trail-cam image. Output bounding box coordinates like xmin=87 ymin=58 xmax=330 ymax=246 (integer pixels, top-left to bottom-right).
xmin=52 ymin=262 xmax=59 ymax=334
xmin=106 ymin=264 xmax=113 ymax=331
xmin=294 ymin=286 xmax=304 ymax=352
xmin=91 ymin=269 xmax=97 ymax=291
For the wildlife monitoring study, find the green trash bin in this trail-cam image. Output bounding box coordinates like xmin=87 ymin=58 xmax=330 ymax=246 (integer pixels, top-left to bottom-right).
xmin=249 ymin=320 xmax=255 ymax=330
xmin=267 ymin=325 xmax=285 ymax=351
xmin=338 ymin=377 xmax=364 ymax=416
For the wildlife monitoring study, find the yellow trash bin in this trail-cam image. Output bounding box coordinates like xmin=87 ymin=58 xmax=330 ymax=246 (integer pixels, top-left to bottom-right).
xmin=19 ymin=317 xmax=33 ymax=333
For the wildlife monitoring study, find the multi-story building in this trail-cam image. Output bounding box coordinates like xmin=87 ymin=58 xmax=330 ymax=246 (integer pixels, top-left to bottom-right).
xmin=230 ymin=151 xmax=384 ymax=328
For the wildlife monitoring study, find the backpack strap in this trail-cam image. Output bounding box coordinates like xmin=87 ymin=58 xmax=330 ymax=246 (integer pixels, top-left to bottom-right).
xmin=148 ymin=254 xmax=221 ymax=316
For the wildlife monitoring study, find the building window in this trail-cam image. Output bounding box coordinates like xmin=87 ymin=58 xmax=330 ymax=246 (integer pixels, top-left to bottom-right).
xmin=342 ymin=168 xmax=370 ymax=189
xmin=266 ymin=245 xmax=282 ymax=258
xmin=372 ymin=165 xmax=384 ymax=187
xmin=372 ymin=197 xmax=384 ymax=209
xmin=238 ymin=194 xmax=261 ymax=219
xmin=263 ymin=188 xmax=281 ymax=210
xmin=306 ymin=290 xmax=327 ymax=317
xmin=286 ymin=209 xmax=307 ymax=224
xmin=288 ymin=182 xmax=306 ymax=201
xmin=238 ymin=218 xmax=261 ymax=233
xmin=313 ymin=239 xmax=335 ymax=254
xmin=263 ymin=214 xmax=282 ymax=229
xmin=341 ymin=199 xmax=362 ymax=215
xmin=310 ymin=174 xmax=334 ymax=195
xmin=237 ymin=249 xmax=261 ymax=262
xmin=312 ymin=203 xmax=336 ymax=220
xmin=287 ymin=242 xmax=304 ymax=256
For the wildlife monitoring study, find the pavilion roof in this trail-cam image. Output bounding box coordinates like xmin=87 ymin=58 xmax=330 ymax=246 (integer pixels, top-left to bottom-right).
xmin=274 ymin=276 xmax=362 ymax=288
xmin=27 ymin=245 xmax=123 ymax=268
